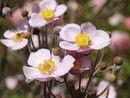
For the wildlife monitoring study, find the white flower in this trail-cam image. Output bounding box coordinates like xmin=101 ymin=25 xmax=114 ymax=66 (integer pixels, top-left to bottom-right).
xmin=0 ymin=23 xmax=28 ymax=50
xmin=59 ymin=22 xmax=111 ymax=53
xmin=23 ymin=48 xmax=75 ymax=82
xmin=29 ymin=0 xmax=67 ymax=28
xmin=5 ymin=76 xmax=18 ymax=90
xmin=97 ymin=81 xmax=116 ymax=98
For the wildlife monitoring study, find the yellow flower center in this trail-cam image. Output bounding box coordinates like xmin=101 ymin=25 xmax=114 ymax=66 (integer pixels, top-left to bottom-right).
xmin=41 ymin=8 xmax=54 ymax=20
xmin=73 ymin=60 xmax=80 ymax=69
xmin=38 ymin=59 xmax=55 ymax=74
xmin=75 ymin=33 xmax=90 ymax=47
xmin=12 ymin=32 xmax=25 ymax=42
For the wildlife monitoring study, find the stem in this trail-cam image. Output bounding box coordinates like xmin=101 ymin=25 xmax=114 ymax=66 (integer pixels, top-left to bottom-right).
xmin=96 ymin=86 xmax=107 ymax=97
xmin=79 ymin=74 xmax=82 ymax=92
xmin=47 ymin=82 xmax=56 ymax=98
xmin=83 ymin=50 xmax=101 ymax=94
xmin=44 ymin=82 xmax=47 ymax=98
xmin=45 ymin=25 xmax=48 ymax=48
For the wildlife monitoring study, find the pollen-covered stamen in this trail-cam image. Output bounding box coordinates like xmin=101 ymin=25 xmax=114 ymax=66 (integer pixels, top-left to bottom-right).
xmin=41 ymin=8 xmax=54 ymax=20
xmin=38 ymin=59 xmax=55 ymax=74
xmin=73 ymin=59 xmax=80 ymax=69
xmin=75 ymin=33 xmax=90 ymax=47
xmin=12 ymin=32 xmax=25 ymax=42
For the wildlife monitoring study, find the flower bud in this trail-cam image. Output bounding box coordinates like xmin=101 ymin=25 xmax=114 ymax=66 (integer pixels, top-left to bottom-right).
xmin=113 ymin=56 xmax=123 ymax=65
xmin=52 ymin=47 xmax=62 ymax=56
xmin=2 ymin=7 xmax=12 ymax=16
xmin=21 ymin=10 xmax=28 ymax=17
xmin=99 ymin=61 xmax=107 ymax=70
xmin=24 ymin=32 xmax=31 ymax=38
xmin=106 ymin=74 xmax=116 ymax=82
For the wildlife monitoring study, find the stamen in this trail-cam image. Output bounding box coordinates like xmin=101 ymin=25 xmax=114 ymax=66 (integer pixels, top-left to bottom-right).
xmin=12 ymin=32 xmax=25 ymax=42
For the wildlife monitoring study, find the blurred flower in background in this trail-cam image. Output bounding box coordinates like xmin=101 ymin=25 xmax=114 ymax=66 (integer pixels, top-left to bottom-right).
xmin=123 ymin=17 xmax=130 ymax=30
xmin=109 ymin=31 xmax=130 ymax=53
xmin=5 ymin=76 xmax=18 ymax=90
xmin=108 ymin=12 xmax=124 ymax=26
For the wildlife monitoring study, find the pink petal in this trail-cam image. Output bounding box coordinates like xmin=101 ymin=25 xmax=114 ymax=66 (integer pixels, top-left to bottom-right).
xmin=89 ymin=30 xmax=111 ymax=50
xmin=39 ymin=0 xmax=57 ymax=11
xmin=54 ymin=4 xmax=67 ymax=17
xmin=59 ymin=24 xmax=81 ymax=42
xmin=59 ymin=41 xmax=79 ymax=51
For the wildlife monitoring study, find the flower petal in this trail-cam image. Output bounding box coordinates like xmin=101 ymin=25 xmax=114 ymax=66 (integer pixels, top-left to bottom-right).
xmin=4 ymin=30 xmax=16 ymax=38
xmin=52 ymin=53 xmax=61 ymax=64
xmin=59 ymin=24 xmax=81 ymax=42
xmin=23 ymin=66 xmax=46 ymax=82
xmin=89 ymin=30 xmax=111 ymax=50
xmin=29 ymin=13 xmax=46 ymax=28
xmin=59 ymin=41 xmax=79 ymax=50
xmin=27 ymin=49 xmax=50 ymax=67
xmin=79 ymin=58 xmax=91 ymax=70
xmin=77 ymin=47 xmax=94 ymax=54
xmin=0 ymin=39 xmax=15 ymax=47
xmin=54 ymin=4 xmax=67 ymax=17
xmin=11 ymin=39 xmax=28 ymax=50
xmin=81 ymin=22 xmax=96 ymax=35
xmin=39 ymin=0 xmax=57 ymax=11
xmin=53 ymin=55 xmax=75 ymax=76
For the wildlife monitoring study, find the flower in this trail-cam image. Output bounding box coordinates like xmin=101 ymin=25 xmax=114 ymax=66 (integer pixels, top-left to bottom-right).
xmin=23 ymin=48 xmax=75 ymax=82
xmin=5 ymin=76 xmax=18 ymax=90
xmin=0 ymin=22 xmax=28 ymax=50
xmin=123 ymin=17 xmax=130 ymax=30
xmin=68 ymin=51 xmax=91 ymax=75
xmin=109 ymin=31 xmax=130 ymax=53
xmin=97 ymin=80 xmax=116 ymax=98
xmin=29 ymin=0 xmax=67 ymax=28
xmin=108 ymin=12 xmax=124 ymax=26
xmin=59 ymin=22 xmax=111 ymax=53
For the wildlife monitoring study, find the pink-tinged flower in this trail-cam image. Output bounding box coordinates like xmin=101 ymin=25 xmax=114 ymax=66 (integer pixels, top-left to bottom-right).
xmin=123 ymin=17 xmax=130 ymax=30
xmin=8 ymin=9 xmax=24 ymax=27
xmin=108 ymin=13 xmax=124 ymax=26
xmin=0 ymin=23 xmax=28 ymax=50
xmin=29 ymin=0 xmax=67 ymax=28
xmin=59 ymin=22 xmax=111 ymax=53
xmin=97 ymin=81 xmax=116 ymax=98
xmin=90 ymin=0 xmax=106 ymax=12
xmin=109 ymin=31 xmax=130 ymax=53
xmin=23 ymin=49 xmax=75 ymax=82
xmin=5 ymin=76 xmax=18 ymax=90
xmin=67 ymin=0 xmax=79 ymax=11
xmin=68 ymin=51 xmax=91 ymax=75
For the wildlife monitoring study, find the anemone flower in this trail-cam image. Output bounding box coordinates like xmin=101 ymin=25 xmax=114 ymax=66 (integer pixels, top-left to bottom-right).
xmin=68 ymin=51 xmax=91 ymax=75
xmin=59 ymin=22 xmax=111 ymax=54
xmin=23 ymin=48 xmax=75 ymax=82
xmin=0 ymin=22 xmax=28 ymax=50
xmin=97 ymin=80 xmax=116 ymax=98
xmin=29 ymin=0 xmax=67 ymax=28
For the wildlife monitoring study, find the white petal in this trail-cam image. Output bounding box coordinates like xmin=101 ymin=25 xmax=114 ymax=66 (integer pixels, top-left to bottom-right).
xmin=53 ymin=55 xmax=75 ymax=76
xmin=0 ymin=39 xmax=15 ymax=47
xmin=81 ymin=22 xmax=96 ymax=35
xmin=89 ymin=30 xmax=111 ymax=50
xmin=52 ymin=53 xmax=61 ymax=64
xmin=4 ymin=30 xmax=16 ymax=38
xmin=11 ymin=39 xmax=28 ymax=50
xmin=59 ymin=24 xmax=81 ymax=42
xmin=23 ymin=66 xmax=46 ymax=81
xmin=54 ymin=4 xmax=67 ymax=17
xmin=28 ymin=49 xmax=50 ymax=67
xmin=59 ymin=41 xmax=79 ymax=51
xmin=39 ymin=0 xmax=57 ymax=11
xmin=29 ymin=13 xmax=46 ymax=28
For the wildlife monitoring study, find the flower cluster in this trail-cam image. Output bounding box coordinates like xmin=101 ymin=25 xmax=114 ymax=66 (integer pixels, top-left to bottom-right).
xmin=0 ymin=0 xmax=122 ymax=98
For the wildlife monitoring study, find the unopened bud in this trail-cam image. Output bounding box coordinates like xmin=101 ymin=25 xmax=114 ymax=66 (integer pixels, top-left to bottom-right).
xmin=2 ymin=7 xmax=12 ymax=16
xmin=99 ymin=61 xmax=107 ymax=70
xmin=52 ymin=47 xmax=62 ymax=56
xmin=21 ymin=10 xmax=28 ymax=17
xmin=24 ymin=32 xmax=31 ymax=38
xmin=113 ymin=56 xmax=123 ymax=65
xmin=106 ymin=74 xmax=116 ymax=82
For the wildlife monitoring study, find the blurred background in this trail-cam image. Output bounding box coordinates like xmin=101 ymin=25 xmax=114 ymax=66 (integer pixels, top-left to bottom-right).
xmin=0 ymin=0 xmax=130 ymax=98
